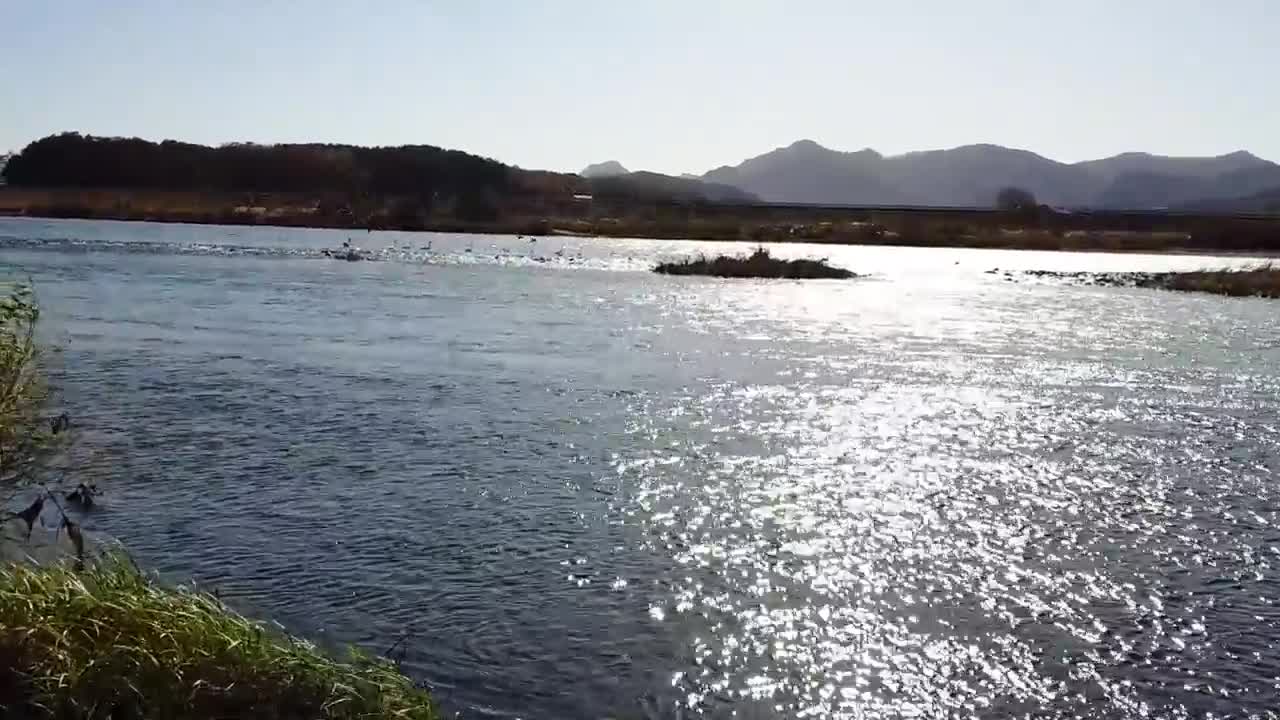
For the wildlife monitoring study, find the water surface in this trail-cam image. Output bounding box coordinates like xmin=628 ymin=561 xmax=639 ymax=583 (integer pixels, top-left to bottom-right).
xmin=5 ymin=217 xmax=1280 ymax=719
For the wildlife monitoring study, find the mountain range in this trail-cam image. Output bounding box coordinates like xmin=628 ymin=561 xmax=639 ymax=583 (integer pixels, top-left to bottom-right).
xmin=580 ymin=160 xmax=758 ymax=203
xmin=586 ymin=141 xmax=1280 ymax=211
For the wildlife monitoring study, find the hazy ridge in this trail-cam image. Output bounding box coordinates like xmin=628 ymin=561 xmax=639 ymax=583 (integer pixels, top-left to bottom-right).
xmin=683 ymin=139 xmax=1280 ymax=210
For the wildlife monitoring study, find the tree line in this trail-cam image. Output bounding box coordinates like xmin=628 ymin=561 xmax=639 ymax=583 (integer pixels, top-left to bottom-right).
xmin=1 ymin=132 xmax=515 ymax=199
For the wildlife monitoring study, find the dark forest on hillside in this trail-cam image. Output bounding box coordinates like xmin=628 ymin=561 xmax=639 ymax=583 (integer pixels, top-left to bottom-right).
xmin=2 ymin=132 xmax=514 ymax=198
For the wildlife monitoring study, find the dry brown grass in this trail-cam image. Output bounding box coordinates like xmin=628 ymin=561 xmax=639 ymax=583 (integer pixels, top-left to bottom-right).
xmin=5 ymin=187 xmax=1280 ymax=254
xmin=1152 ymin=263 xmax=1280 ymax=298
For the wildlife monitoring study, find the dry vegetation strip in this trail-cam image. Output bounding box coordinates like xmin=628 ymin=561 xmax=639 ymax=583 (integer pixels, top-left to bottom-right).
xmin=1017 ymin=263 xmax=1280 ymax=298
xmin=1150 ymin=264 xmax=1280 ymax=297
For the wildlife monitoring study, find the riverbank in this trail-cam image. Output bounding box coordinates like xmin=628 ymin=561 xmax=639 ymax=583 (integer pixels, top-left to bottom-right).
xmin=0 ymin=284 xmax=437 ymax=719
xmin=0 ymin=560 xmax=438 ymax=719
xmin=1009 ymin=264 xmax=1280 ymax=298
xmin=5 ymin=187 xmax=1280 ymax=254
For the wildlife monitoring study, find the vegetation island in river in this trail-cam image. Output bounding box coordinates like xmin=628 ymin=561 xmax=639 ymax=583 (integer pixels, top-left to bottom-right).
xmin=655 ymin=247 xmax=857 ymax=279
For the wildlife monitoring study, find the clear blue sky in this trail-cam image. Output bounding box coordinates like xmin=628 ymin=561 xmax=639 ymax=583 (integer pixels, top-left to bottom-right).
xmin=3 ymin=0 xmax=1277 ymax=174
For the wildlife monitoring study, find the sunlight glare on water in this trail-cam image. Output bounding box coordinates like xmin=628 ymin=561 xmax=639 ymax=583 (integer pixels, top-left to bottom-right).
xmin=5 ymin=217 xmax=1280 ymax=719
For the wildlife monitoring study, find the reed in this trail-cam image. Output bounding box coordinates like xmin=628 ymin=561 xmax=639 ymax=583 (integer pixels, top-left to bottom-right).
xmin=0 ymin=559 xmax=439 ymax=719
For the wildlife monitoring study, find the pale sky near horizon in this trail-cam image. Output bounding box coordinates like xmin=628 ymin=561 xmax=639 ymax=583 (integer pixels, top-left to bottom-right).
xmin=3 ymin=1 xmax=1277 ymax=175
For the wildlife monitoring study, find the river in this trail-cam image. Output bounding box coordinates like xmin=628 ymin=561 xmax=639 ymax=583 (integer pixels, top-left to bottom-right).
xmin=5 ymin=216 xmax=1280 ymax=719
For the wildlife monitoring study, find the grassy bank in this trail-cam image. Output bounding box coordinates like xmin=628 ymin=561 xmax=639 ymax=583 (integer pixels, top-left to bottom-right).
xmin=0 ymin=187 xmax=552 ymax=236
xmin=0 ymin=286 xmax=436 ymax=719
xmin=655 ymin=247 xmax=856 ymax=279
xmin=0 ymin=560 xmax=438 ymax=719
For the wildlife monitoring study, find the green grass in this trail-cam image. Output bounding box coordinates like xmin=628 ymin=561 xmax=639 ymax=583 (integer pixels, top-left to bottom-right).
xmin=654 ymin=247 xmax=856 ymax=279
xmin=0 ymin=559 xmax=438 ymax=719
xmin=0 ymin=283 xmax=59 ymax=487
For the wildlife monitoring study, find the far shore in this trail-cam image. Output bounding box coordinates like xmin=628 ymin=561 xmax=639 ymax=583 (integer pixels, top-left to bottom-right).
xmin=4 ymin=187 xmax=1280 ymax=256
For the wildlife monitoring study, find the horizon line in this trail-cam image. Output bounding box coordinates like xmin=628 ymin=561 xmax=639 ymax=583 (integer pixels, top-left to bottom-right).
xmin=5 ymin=131 xmax=1276 ymax=177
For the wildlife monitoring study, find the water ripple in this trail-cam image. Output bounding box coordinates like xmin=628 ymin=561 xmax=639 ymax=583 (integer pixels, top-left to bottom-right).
xmin=8 ymin=217 xmax=1280 ymax=718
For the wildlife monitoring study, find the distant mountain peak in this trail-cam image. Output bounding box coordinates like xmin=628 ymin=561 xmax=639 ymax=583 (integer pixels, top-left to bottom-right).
xmin=580 ymin=160 xmax=629 ymax=178
xmin=1087 ymin=149 xmax=1270 ymax=166
xmin=778 ymin=137 xmax=880 ymax=158
xmin=773 ymin=139 xmax=834 ymax=159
